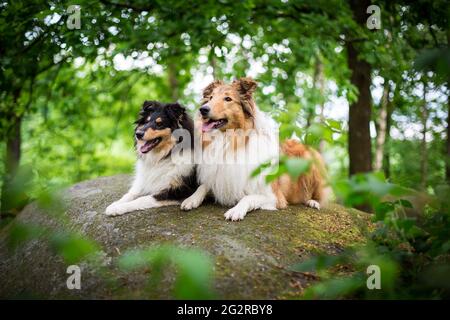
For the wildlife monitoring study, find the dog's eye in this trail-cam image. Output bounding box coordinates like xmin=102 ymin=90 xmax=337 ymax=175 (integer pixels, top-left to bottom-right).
xmin=224 ymin=97 xmax=232 ymax=102
xmin=209 ymin=96 xmax=213 ymax=101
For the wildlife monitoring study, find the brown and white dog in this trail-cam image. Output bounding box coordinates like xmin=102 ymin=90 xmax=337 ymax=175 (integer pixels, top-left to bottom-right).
xmin=181 ymin=77 xmax=329 ymax=221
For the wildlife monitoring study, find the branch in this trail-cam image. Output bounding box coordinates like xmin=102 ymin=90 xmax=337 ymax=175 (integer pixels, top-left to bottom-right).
xmin=20 ymin=15 xmax=65 ymax=55
xmin=36 ymin=56 xmax=69 ymax=76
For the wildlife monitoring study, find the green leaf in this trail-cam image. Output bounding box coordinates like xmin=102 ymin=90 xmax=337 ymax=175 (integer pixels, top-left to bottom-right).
xmin=117 ymin=249 xmax=159 ymax=270
xmin=303 ymin=275 xmax=364 ymax=299
xmin=285 ymin=158 xmax=311 ymax=179
xmin=49 ymin=232 xmax=99 ymax=264
xmin=172 ymin=249 xmax=214 ymax=299
xmin=326 ymin=119 xmax=342 ymax=132
xmin=118 ymin=246 xmax=214 ymax=299
xmin=397 ymin=199 xmax=413 ymax=209
xmin=250 ymin=160 xmax=272 ymax=178
xmin=265 ymin=163 xmax=287 ymax=183
xmin=7 ymin=222 xmax=46 ymax=250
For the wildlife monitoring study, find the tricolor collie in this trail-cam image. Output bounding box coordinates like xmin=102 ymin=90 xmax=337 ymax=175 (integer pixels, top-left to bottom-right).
xmin=105 ymin=101 xmax=197 ymax=216
xmin=181 ymin=77 xmax=328 ymax=221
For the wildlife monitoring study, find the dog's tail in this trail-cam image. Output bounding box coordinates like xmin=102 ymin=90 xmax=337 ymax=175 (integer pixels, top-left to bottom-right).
xmin=281 ymin=139 xmax=332 ymax=206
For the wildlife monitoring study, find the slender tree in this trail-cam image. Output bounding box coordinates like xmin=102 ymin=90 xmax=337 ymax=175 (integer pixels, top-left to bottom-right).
xmin=315 ymin=56 xmax=326 ymax=153
xmin=421 ymin=80 xmax=429 ymax=190
xmin=374 ymin=80 xmax=391 ymax=171
xmin=383 ymin=87 xmax=394 ymax=178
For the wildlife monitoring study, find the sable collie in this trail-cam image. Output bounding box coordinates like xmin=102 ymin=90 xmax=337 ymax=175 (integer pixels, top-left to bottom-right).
xmin=105 ymin=101 xmax=197 ymax=216
xmin=181 ymin=77 xmax=328 ymax=221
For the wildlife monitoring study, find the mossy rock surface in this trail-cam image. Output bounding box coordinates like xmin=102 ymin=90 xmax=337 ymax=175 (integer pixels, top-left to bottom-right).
xmin=0 ymin=175 xmax=371 ymax=299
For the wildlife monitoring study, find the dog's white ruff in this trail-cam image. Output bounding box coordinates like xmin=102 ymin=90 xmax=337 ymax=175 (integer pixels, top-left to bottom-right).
xmin=182 ymin=110 xmax=279 ymax=220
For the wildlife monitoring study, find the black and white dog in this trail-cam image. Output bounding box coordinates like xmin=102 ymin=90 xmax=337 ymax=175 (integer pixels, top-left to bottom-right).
xmin=105 ymin=101 xmax=197 ymax=216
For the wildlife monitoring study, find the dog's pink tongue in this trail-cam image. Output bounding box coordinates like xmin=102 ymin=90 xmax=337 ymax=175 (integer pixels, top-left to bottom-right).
xmin=202 ymin=121 xmax=216 ymax=133
xmin=140 ymin=144 xmax=151 ymax=153
xmin=140 ymin=142 xmax=153 ymax=153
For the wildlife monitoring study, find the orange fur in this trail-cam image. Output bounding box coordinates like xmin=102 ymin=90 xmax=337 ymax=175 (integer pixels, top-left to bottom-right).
xmin=272 ymin=139 xmax=326 ymax=208
xmin=271 ymin=179 xmax=288 ymax=209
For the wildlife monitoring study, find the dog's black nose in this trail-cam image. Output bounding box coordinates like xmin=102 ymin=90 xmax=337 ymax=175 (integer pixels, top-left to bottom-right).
xmin=135 ymin=131 xmax=145 ymax=140
xmin=199 ymin=105 xmax=210 ymax=117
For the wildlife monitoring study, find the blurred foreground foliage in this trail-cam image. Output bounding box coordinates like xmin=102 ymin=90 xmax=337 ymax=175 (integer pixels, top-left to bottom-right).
xmin=4 ymin=167 xmax=215 ymax=299
xmin=119 ymin=246 xmax=214 ymax=299
xmin=291 ymin=173 xmax=450 ymax=299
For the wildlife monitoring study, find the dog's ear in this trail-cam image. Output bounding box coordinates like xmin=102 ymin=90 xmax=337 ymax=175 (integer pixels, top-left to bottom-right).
xmin=143 ymin=100 xmax=158 ymax=111
xmin=166 ymin=102 xmax=186 ymax=124
xmin=202 ymin=80 xmax=223 ymax=99
xmin=136 ymin=100 xmax=156 ymax=124
xmin=232 ymin=77 xmax=258 ymax=117
xmin=232 ymin=77 xmax=257 ymax=98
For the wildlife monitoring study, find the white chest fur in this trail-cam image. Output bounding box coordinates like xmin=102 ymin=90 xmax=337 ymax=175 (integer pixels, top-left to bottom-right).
xmin=133 ymin=152 xmax=194 ymax=196
xmin=197 ymin=111 xmax=279 ymax=206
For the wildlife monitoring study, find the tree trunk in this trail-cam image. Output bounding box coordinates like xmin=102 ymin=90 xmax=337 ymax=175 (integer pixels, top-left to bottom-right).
xmin=383 ymin=94 xmax=394 ymax=178
xmin=306 ymin=56 xmax=325 ymax=130
xmin=5 ymin=117 xmax=21 ymax=174
xmin=420 ymin=81 xmax=428 ymax=190
xmin=315 ymin=56 xmax=326 ymax=153
xmin=346 ymin=0 xmax=373 ymax=176
xmin=346 ymin=57 xmax=372 ymax=173
xmin=374 ymin=80 xmax=390 ymax=171
xmin=1 ymin=115 xmax=22 ymax=217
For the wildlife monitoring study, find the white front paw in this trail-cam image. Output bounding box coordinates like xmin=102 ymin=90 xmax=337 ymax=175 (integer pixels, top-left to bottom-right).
xmin=306 ymin=199 xmax=321 ymax=210
xmin=105 ymin=203 xmax=127 ymax=216
xmin=224 ymin=206 xmax=247 ymax=221
xmin=181 ymin=196 xmax=202 ymax=211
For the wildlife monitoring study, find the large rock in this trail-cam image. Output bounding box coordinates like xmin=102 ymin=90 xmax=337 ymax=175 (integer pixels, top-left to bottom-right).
xmin=0 ymin=175 xmax=371 ymax=299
